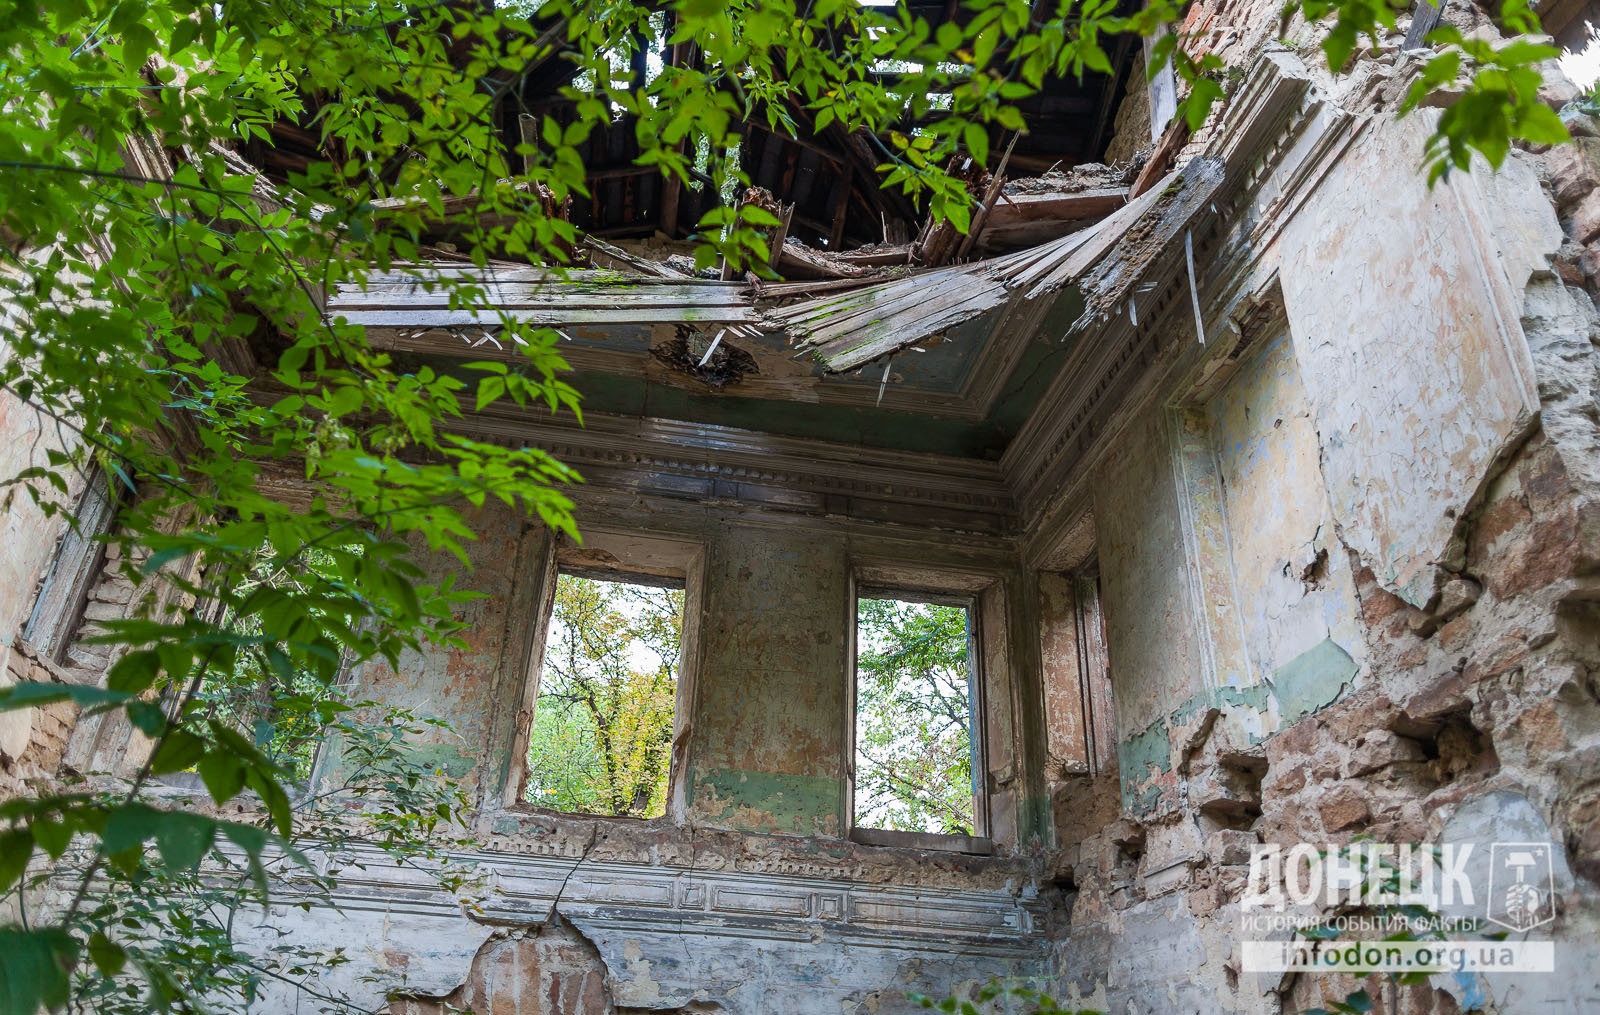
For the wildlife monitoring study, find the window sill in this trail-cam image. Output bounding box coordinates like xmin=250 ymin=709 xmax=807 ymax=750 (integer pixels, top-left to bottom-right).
xmin=848 ymin=827 xmax=993 ymax=855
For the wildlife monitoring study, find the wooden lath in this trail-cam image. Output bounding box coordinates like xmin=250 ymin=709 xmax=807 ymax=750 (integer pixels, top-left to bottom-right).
xmin=329 ymin=266 xmax=760 ymax=329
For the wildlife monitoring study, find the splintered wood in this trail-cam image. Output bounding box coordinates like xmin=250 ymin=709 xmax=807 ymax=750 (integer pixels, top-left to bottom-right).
xmin=766 ymin=163 xmax=1218 ymax=374
xmin=334 ymin=161 xmax=1214 ymax=384
xmin=330 ymin=267 xmax=759 ymax=332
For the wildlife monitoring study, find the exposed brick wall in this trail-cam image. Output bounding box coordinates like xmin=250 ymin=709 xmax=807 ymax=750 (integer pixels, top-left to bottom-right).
xmin=0 ymin=643 xmax=83 ymax=798
xmin=388 ymin=922 xmax=619 ymax=1015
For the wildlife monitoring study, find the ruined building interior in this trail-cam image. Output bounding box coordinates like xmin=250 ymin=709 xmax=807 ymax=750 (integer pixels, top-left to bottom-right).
xmin=5 ymin=0 xmax=1600 ymax=1012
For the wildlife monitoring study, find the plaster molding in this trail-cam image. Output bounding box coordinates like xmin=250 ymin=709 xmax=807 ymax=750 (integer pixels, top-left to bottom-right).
xmin=1005 ymin=50 xmax=1358 ymax=545
xmin=457 ymin=408 xmax=1017 ymax=535
xmin=280 ymin=842 xmax=1047 ymax=957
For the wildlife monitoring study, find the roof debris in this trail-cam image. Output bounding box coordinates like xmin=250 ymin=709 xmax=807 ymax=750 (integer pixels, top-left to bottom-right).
xmin=652 ymin=326 xmax=760 ymax=388
xmin=329 ymin=156 xmax=1224 ymax=383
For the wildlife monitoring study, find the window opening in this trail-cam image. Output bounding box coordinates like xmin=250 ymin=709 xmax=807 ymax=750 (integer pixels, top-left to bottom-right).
xmin=853 ymin=594 xmax=977 ymax=835
xmin=525 ymin=570 xmax=684 ymax=818
xmin=195 ymin=539 xmax=361 ymax=784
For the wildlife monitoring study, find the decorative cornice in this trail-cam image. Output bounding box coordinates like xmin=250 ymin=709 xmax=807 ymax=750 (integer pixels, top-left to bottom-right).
xmin=1005 ymin=50 xmax=1359 ymax=544
xmin=457 ymin=408 xmax=1017 ymax=537
xmin=281 ymin=842 xmax=1047 ymax=955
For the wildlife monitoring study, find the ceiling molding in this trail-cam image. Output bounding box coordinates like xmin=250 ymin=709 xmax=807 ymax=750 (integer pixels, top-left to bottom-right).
xmin=1005 ymin=49 xmax=1357 ymax=544
xmin=456 ymin=408 xmax=1017 ymax=536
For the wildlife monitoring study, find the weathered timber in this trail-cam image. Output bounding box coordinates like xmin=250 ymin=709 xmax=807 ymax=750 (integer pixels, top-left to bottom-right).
xmin=766 ymin=168 xmax=1183 ymax=373
xmin=582 ymin=236 xmax=692 ymax=278
xmin=775 ymin=239 xmax=874 ymax=280
xmin=1129 ymin=119 xmax=1191 ymax=199
xmin=1069 ymin=158 xmax=1224 ymax=331
xmin=976 ymin=188 xmax=1128 ymax=251
xmin=329 ymin=264 xmax=760 ymax=330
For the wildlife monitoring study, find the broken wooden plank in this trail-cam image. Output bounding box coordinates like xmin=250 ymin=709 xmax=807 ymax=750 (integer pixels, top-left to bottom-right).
xmin=1069 ymin=158 xmax=1224 ymax=332
xmin=750 ymin=274 xmax=898 ymax=301
xmin=775 ymin=239 xmax=873 ymax=280
xmin=342 ymin=303 xmax=761 ymax=328
xmin=956 ymin=132 xmax=1019 ymax=262
xmin=1402 ymin=0 xmax=1443 ymax=48
xmin=833 ymin=244 xmax=913 ymax=268
xmin=581 ymin=235 xmax=692 ymax=278
xmin=333 ymin=280 xmax=751 ymax=310
xmin=1130 ymin=119 xmax=1192 ymax=199
xmin=354 ymin=264 xmax=745 ymax=286
xmin=976 ymin=188 xmax=1128 ymax=250
xmin=805 ymin=279 xmax=1011 ymax=371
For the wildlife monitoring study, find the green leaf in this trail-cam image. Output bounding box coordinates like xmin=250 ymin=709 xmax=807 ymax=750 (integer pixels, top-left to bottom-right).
xmin=475 ymin=375 xmax=506 ymax=411
xmin=964 ymin=122 xmax=990 ymax=166
xmin=974 ymin=24 xmax=998 ymax=68
xmin=219 ymin=820 xmax=267 ymax=856
xmin=87 ymin=930 xmax=126 ymax=977
xmin=197 ymin=751 xmax=247 ymax=804
xmin=148 ymin=730 xmax=207 ymax=775
xmin=101 ymin=803 xmax=162 ymax=856
xmin=245 ymin=767 xmax=293 ymax=837
xmin=125 ymin=701 xmax=167 ymax=737
xmin=30 ymin=818 xmax=72 ymax=860
xmin=153 ymin=811 xmax=216 ymax=871
xmin=0 ymin=926 xmax=78 ymax=1015
xmin=325 ymin=385 xmax=363 ymax=418
xmin=106 ymin=650 xmax=160 ymax=694
xmin=1518 ymin=102 xmax=1571 ymax=145
xmin=0 ymin=829 xmax=33 ymax=893
xmin=0 ymin=682 xmax=130 ymax=713
xmin=739 ymin=205 xmax=782 ymax=227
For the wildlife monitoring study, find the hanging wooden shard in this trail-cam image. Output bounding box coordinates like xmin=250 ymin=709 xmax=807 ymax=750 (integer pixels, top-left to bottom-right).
xmin=769 ymin=163 xmax=1220 ymax=374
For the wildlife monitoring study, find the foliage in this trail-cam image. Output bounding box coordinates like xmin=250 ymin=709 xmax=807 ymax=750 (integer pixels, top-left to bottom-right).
xmin=525 ymin=574 xmax=682 ymax=817
xmin=855 ymin=598 xmax=975 ymax=835
xmin=193 ymin=540 xmax=356 ymax=783
xmin=910 ymin=977 xmax=1103 ymax=1014
xmin=1398 ymin=0 xmax=1570 ymax=182
xmin=0 ymin=0 xmax=1569 ymax=1010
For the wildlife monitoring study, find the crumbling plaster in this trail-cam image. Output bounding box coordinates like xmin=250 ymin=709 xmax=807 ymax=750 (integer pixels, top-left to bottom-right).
xmin=278 ymin=473 xmax=1058 ymax=1011
xmin=1034 ymin=44 xmax=1600 ymax=1015
xmin=248 ymin=50 xmax=1600 ymax=1014
xmin=6 ymin=16 xmax=1600 ymax=1013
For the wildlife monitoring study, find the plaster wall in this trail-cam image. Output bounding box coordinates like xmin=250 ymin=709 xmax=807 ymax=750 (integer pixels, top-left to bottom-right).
xmin=298 ymin=485 xmax=1049 ymax=1012
xmin=0 ymin=376 xmax=85 ymax=782
xmin=685 ymin=524 xmax=850 ymax=836
xmin=1045 ymin=103 xmax=1600 ymax=1015
xmin=1093 ymin=405 xmax=1207 ymax=815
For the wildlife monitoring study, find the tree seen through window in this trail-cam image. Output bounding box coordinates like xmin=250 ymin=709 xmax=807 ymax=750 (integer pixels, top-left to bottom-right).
xmin=855 ymin=597 xmax=976 ymax=835
xmin=525 ymin=572 xmax=683 ymax=818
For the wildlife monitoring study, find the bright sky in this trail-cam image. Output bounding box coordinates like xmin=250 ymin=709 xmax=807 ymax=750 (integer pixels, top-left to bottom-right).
xmin=1562 ymin=24 xmax=1600 ymax=90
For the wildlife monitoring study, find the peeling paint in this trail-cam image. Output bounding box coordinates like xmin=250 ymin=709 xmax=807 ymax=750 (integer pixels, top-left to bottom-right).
xmin=1268 ymin=637 xmax=1356 ymax=721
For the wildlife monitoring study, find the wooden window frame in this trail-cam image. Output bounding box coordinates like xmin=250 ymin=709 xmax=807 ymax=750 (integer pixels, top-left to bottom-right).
xmin=507 ymin=528 xmax=706 ymax=820
xmin=847 ymin=564 xmax=995 ymax=855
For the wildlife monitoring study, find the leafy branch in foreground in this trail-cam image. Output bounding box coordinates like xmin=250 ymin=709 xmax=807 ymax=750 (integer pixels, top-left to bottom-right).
xmin=0 ymin=0 xmax=1570 ymax=1010
xmin=910 ymin=978 xmax=1103 ymax=1014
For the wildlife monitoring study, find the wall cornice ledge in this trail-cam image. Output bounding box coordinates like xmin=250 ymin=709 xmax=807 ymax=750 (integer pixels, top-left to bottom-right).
xmin=276 ymin=842 xmax=1048 ymax=956
xmin=456 ymin=408 xmax=1018 ymax=536
xmin=1004 ymin=49 xmax=1358 ymax=544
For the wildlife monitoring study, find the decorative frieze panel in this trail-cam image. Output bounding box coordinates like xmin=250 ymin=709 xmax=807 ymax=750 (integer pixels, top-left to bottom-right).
xmin=236 ymin=841 xmax=1050 ymax=1013
xmin=461 ymin=410 xmax=1018 ymax=537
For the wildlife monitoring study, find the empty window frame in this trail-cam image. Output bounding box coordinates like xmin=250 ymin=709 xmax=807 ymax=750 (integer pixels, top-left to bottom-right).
xmin=851 ymin=590 xmax=982 ymax=841
xmin=524 ymin=569 xmax=685 ymax=819
xmin=1039 ymin=568 xmax=1116 ymax=779
xmin=23 ymin=469 xmax=119 ymax=663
